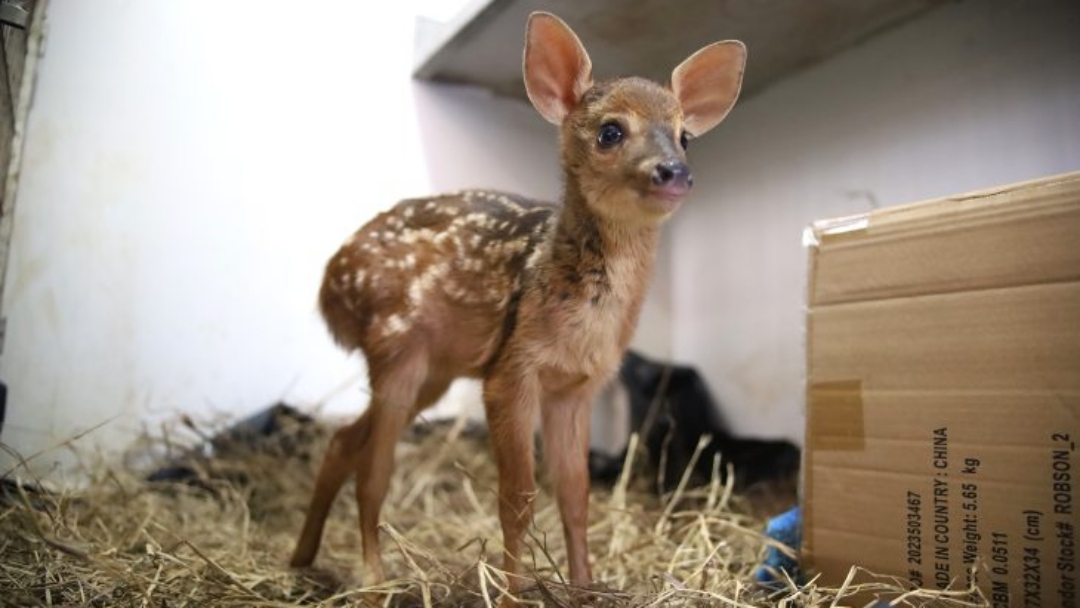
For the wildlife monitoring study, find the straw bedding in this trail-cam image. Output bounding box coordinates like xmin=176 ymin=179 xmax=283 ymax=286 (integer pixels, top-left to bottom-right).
xmin=1 ymin=410 xmax=991 ymax=607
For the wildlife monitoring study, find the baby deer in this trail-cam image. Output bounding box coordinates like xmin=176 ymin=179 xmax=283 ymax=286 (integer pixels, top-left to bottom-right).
xmin=291 ymin=11 xmax=745 ymax=600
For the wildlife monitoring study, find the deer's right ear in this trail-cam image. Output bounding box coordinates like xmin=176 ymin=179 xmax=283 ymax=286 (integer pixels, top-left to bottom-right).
xmin=523 ymin=12 xmax=593 ymax=125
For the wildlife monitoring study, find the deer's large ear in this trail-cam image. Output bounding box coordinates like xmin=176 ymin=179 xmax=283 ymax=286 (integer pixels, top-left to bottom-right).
xmin=523 ymin=12 xmax=593 ymax=125
xmin=671 ymin=41 xmax=746 ymax=136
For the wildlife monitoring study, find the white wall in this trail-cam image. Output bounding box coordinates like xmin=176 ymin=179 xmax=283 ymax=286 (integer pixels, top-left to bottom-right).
xmin=1 ymin=1 xmax=621 ymax=474
xmin=671 ymin=0 xmax=1080 ymax=445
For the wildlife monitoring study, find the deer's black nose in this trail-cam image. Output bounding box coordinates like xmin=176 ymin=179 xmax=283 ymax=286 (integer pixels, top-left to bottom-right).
xmin=651 ymin=160 xmax=693 ymax=189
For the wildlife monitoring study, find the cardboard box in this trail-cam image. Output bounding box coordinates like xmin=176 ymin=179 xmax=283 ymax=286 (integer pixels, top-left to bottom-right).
xmin=803 ymin=172 xmax=1080 ymax=607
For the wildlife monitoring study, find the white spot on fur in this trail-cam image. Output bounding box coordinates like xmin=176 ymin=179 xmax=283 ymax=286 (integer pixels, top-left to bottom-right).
xmin=525 ymin=243 xmax=545 ymax=269
xmin=444 ymin=282 xmax=476 ymax=303
xmin=399 ymin=228 xmax=437 ymax=245
xmin=432 ymin=261 xmax=450 ymax=278
xmin=383 ymin=313 xmax=409 ymax=336
xmin=407 ymin=280 xmax=424 ymax=307
xmin=406 ymin=261 xmax=450 ymax=310
xmin=459 ymin=258 xmax=483 ymax=272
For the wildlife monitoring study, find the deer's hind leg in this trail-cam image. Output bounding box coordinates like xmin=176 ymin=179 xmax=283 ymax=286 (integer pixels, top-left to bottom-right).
xmin=291 ymin=407 xmax=375 ymax=568
xmin=354 ymin=351 xmax=452 ymax=582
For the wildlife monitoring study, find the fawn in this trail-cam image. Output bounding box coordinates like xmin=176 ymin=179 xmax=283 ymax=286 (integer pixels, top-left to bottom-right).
xmin=290 ymin=11 xmax=745 ymax=600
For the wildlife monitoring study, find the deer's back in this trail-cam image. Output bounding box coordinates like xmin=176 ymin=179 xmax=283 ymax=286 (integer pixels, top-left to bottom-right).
xmin=320 ymin=190 xmax=556 ymax=374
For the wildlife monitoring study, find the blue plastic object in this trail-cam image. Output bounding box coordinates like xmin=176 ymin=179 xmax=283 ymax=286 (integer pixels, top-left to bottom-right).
xmin=756 ymin=505 xmax=802 ymax=586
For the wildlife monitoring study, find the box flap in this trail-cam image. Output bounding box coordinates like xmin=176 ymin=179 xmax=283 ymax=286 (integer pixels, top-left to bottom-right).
xmin=807 ymin=171 xmax=1080 ymax=307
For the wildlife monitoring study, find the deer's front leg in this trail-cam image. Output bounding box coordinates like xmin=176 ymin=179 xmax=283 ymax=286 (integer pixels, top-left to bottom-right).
xmin=484 ymin=370 xmax=541 ymax=598
xmin=541 ymin=388 xmax=594 ymax=586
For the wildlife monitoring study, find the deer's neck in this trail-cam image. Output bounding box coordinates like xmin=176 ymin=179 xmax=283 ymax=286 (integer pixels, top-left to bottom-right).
xmin=544 ymin=184 xmax=660 ymax=306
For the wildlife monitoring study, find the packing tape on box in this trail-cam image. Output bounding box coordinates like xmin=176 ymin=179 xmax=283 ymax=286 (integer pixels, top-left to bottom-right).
xmin=807 ymin=380 xmax=865 ymax=451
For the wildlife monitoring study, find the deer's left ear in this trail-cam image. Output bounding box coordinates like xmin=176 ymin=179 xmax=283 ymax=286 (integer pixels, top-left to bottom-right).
xmin=671 ymin=41 xmax=746 ymax=137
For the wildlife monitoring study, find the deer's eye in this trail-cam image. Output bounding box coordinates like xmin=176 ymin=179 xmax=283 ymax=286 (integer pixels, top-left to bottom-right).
xmin=597 ymin=122 xmax=624 ymax=148
xmin=680 ymin=131 xmax=690 ymax=151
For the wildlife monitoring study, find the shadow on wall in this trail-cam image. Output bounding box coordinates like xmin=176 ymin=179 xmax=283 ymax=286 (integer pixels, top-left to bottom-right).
xmin=410 ymin=81 xmax=560 ymax=201
xmin=590 ymin=351 xmax=800 ymax=518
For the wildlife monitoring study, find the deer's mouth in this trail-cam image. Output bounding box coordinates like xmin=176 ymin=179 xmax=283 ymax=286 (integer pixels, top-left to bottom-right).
xmin=648 ymin=182 xmax=690 ymax=212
